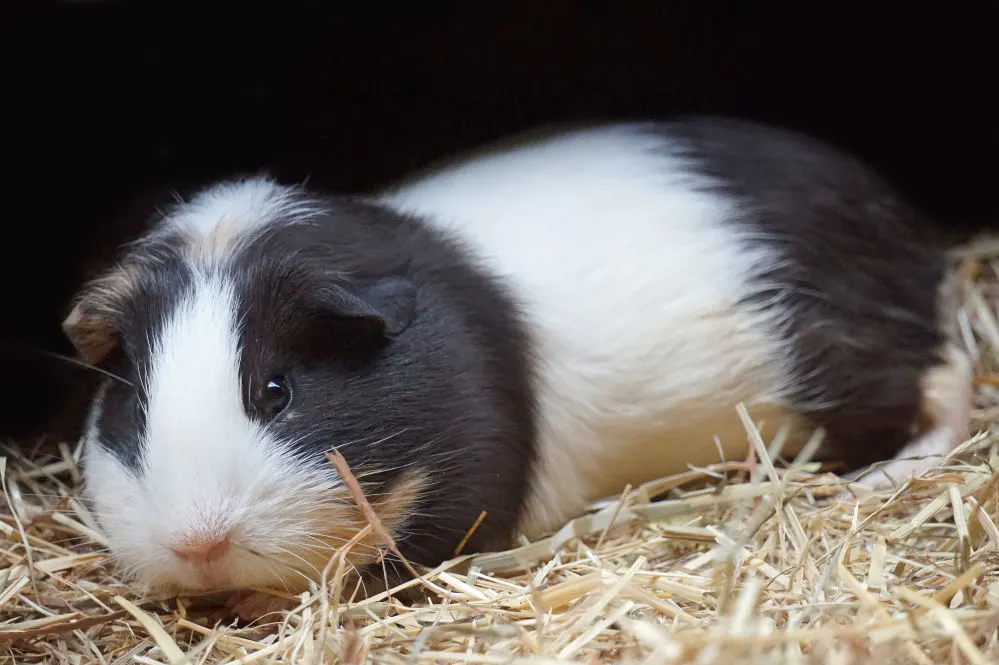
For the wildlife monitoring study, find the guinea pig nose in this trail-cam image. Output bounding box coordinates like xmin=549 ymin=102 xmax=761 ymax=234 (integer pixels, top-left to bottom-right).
xmin=170 ymin=534 xmax=232 ymax=565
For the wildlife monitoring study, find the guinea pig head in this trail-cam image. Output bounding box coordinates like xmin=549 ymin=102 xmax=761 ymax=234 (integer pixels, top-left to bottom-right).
xmin=65 ymin=179 xmax=442 ymax=596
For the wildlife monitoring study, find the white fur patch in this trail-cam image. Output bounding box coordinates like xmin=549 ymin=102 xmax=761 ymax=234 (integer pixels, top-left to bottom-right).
xmin=379 ymin=123 xmax=799 ymax=537
xmin=82 ymin=270 xmax=343 ymax=593
xmin=152 ymin=176 xmax=323 ymax=265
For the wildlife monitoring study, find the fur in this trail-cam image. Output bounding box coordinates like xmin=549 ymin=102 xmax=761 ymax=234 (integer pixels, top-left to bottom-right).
xmin=69 ymin=116 xmax=974 ymax=598
xmin=73 ymin=179 xmax=536 ymax=596
xmin=379 ymin=122 xmax=797 ymax=534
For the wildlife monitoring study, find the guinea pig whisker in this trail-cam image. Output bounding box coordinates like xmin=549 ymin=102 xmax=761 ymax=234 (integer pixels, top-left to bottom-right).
xmin=287 ymin=531 xmax=364 ymax=553
xmin=312 ymin=428 xmax=411 ymax=456
xmin=253 ymin=550 xmax=321 ymax=589
xmin=75 ymin=558 xmax=122 ymax=580
xmin=48 ymin=535 xmax=107 ymax=549
xmin=13 ymin=490 xmax=85 ymax=498
xmin=272 ymin=548 xmax=323 ymax=577
xmin=251 ymin=546 xmax=310 ymax=573
xmin=392 ymin=511 xmax=440 ymax=524
xmin=255 ymin=559 xmax=300 ymax=593
xmin=0 ymin=344 xmax=134 ymax=387
xmin=287 ymin=529 xmax=340 ymax=544
xmin=277 ymin=538 xmax=336 ymax=557
xmin=12 ymin=497 xmax=92 ymax=510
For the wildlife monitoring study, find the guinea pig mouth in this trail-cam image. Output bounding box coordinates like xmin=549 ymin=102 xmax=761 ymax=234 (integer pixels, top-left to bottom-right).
xmin=157 ymin=552 xmax=237 ymax=592
xmin=188 ymin=564 xmax=234 ymax=590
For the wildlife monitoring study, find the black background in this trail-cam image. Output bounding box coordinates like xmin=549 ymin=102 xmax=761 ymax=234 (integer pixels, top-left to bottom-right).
xmin=4 ymin=0 xmax=998 ymax=441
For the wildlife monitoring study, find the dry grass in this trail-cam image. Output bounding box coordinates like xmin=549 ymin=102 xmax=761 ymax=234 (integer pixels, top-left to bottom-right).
xmin=2 ymin=236 xmax=999 ymax=665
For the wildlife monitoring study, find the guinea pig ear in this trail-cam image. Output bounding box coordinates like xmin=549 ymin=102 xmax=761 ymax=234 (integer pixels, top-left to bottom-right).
xmin=61 ymin=296 xmax=120 ymax=365
xmin=315 ymin=276 xmax=417 ymax=338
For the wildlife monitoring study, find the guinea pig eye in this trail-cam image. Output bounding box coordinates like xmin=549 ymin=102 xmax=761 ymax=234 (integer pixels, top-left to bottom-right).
xmin=253 ymin=375 xmax=292 ymax=419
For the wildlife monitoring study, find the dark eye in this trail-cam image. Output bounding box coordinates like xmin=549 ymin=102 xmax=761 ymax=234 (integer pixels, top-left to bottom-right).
xmin=253 ymin=375 xmax=292 ymax=419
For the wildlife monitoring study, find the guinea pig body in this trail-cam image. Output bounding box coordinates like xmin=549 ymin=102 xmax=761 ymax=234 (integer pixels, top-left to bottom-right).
xmin=65 ymin=116 xmax=973 ymax=598
xmin=378 ymin=118 xmax=972 ymax=535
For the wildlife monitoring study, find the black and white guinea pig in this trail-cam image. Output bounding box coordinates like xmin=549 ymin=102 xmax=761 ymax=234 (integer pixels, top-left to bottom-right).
xmin=63 ymin=116 xmax=974 ymax=601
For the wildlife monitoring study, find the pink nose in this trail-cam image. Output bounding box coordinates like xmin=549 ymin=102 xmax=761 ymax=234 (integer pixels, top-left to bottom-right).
xmin=170 ymin=534 xmax=231 ymax=565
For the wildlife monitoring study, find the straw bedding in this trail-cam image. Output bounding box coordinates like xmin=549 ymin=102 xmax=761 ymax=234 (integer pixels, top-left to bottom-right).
xmin=2 ymin=236 xmax=998 ymax=665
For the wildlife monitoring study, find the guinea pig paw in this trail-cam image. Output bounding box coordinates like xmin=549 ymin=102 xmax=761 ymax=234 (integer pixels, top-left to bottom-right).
xmin=846 ymin=457 xmax=937 ymax=491
xmin=846 ymin=421 xmax=965 ymax=490
xmin=226 ymin=590 xmax=295 ymax=622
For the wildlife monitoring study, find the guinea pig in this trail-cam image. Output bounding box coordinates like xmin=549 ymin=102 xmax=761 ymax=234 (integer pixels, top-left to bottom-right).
xmin=62 ymin=116 xmax=975 ymax=606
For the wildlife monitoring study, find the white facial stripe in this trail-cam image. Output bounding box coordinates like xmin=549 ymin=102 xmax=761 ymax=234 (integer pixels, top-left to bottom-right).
xmin=142 ymin=273 xmax=259 ymax=503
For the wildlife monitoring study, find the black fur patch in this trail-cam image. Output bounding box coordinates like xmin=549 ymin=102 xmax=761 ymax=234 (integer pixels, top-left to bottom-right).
xmin=227 ymin=195 xmax=537 ymax=569
xmin=659 ymin=116 xmax=948 ymax=469
xmin=86 ymin=240 xmax=195 ymax=476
